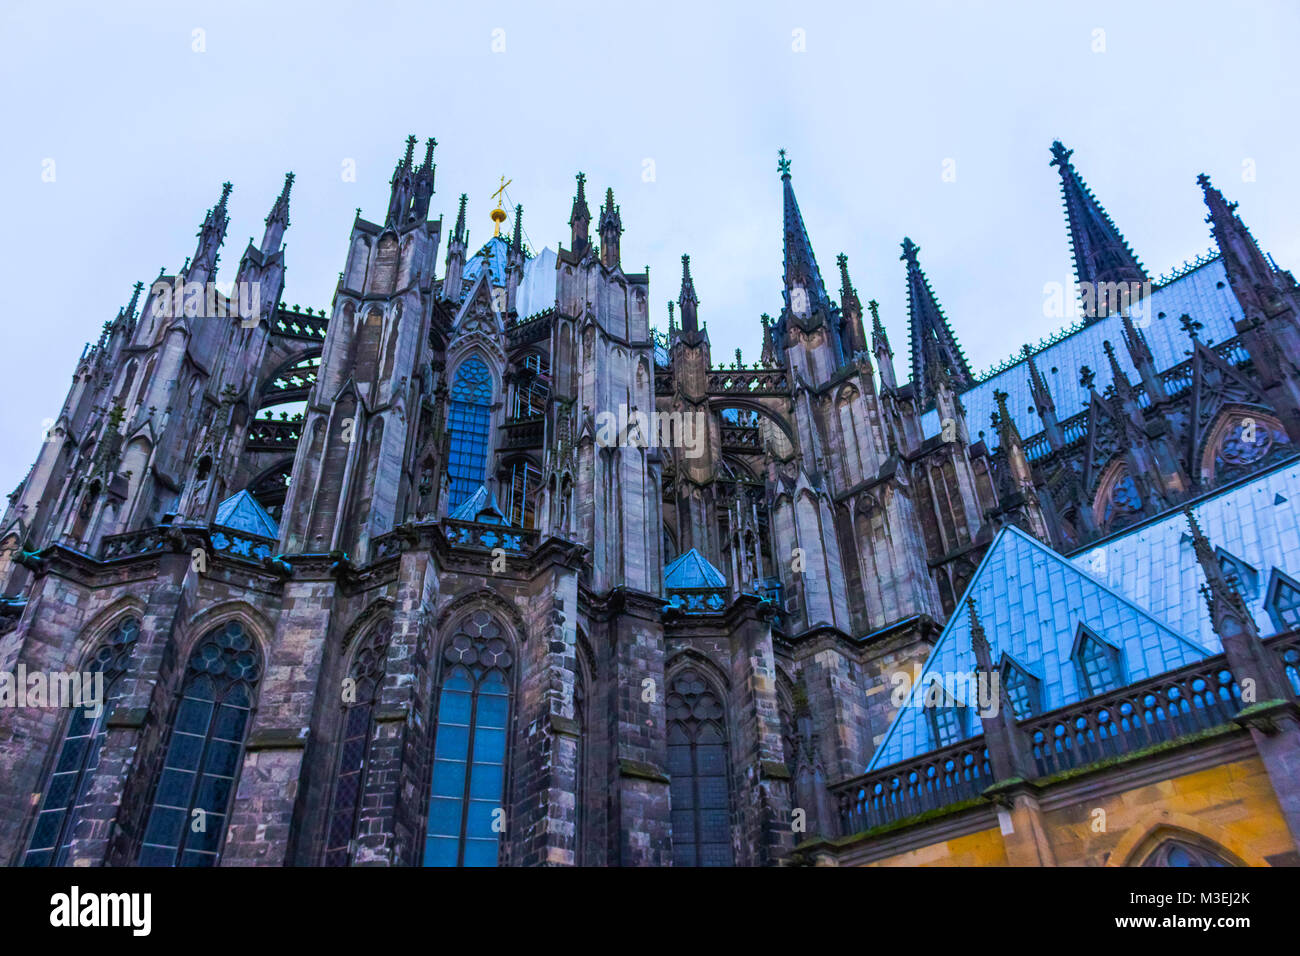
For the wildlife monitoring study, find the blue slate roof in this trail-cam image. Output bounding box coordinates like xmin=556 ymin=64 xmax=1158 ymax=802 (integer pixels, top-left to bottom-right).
xmin=921 ymin=258 xmax=1242 ymax=448
xmin=664 ymin=548 xmax=727 ymax=589
xmin=460 ymin=238 xmax=556 ymax=321
xmin=1070 ymin=457 xmax=1300 ymax=650
xmin=449 ymin=484 xmax=505 ymax=524
xmin=461 ymin=236 xmax=510 ymax=288
xmin=867 ymin=524 xmax=1209 ymax=770
xmin=213 ymin=490 xmax=279 ymax=539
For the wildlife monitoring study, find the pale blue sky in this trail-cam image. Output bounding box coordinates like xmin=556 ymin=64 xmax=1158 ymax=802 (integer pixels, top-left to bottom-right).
xmin=2 ymin=0 xmax=1297 ymax=497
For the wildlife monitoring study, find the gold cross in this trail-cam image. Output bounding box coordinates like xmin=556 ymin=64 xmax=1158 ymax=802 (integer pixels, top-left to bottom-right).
xmin=490 ymin=176 xmax=512 ymax=204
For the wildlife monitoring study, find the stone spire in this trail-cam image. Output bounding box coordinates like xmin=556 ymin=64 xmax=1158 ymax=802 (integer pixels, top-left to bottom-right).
xmin=1185 ymin=509 xmax=1295 ymax=704
xmin=678 ymin=254 xmax=700 ymax=334
xmin=569 ymin=172 xmax=591 ymax=255
xmin=869 ymin=299 xmax=896 ymax=391
xmin=599 ymin=187 xmax=622 ymax=270
xmin=836 ymin=253 xmax=868 ymax=356
xmin=509 ymin=204 xmax=525 ymax=257
xmin=452 ymin=192 xmax=468 ymax=244
xmin=1050 ymin=140 xmax=1147 ymax=319
xmin=967 ymin=597 xmax=1033 ymax=781
xmin=1199 ymin=173 xmax=1280 ymax=318
xmin=1120 ymin=312 xmax=1167 ymax=404
xmin=191 ymin=181 xmax=233 ymax=283
xmin=386 ymin=135 xmax=418 ymax=225
xmin=779 ymin=150 xmax=832 ymax=333
xmin=411 ymin=137 xmax=437 ymax=221
xmin=124 ymin=280 xmax=144 ymax=321
xmin=260 ymin=172 xmax=294 ymax=255
xmin=903 ymin=237 xmax=973 ymax=398
xmin=1022 ymin=345 xmax=1064 ymax=451
xmin=443 ymin=193 xmax=469 ymax=298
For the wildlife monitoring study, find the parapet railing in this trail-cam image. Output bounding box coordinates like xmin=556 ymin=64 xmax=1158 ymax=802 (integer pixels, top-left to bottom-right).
xmin=99 ymin=524 xmax=277 ymax=565
xmin=829 ymin=632 xmax=1299 ymax=839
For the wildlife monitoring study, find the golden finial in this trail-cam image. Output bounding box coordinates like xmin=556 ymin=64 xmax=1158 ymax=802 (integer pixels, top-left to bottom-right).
xmin=490 ymin=176 xmax=512 ymax=236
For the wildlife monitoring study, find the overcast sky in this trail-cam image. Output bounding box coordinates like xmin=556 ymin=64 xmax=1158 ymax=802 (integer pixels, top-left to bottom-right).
xmin=2 ymin=0 xmax=1297 ymax=498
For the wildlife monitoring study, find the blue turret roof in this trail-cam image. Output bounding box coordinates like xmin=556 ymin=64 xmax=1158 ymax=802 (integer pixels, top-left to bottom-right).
xmin=213 ymin=490 xmax=279 ymax=538
xmin=664 ymin=548 xmax=727 ymax=589
xmin=449 ymin=483 xmax=505 ymax=524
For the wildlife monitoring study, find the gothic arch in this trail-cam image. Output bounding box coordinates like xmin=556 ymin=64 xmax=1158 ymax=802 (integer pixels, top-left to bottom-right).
xmin=422 ymin=604 xmax=520 ymax=867
xmin=709 ymin=397 xmax=798 ymax=453
xmin=666 ymin=647 xmax=732 ymax=694
xmin=341 ymin=598 xmax=397 ymax=653
xmin=182 ymin=600 xmax=275 ymax=666
xmin=1091 ymin=456 xmax=1142 ymax=531
xmin=1197 ymin=404 xmax=1289 ymax=485
xmin=445 ymin=342 xmax=505 ymax=394
xmin=1112 ymin=816 xmax=1252 ymax=868
xmin=432 ymin=589 xmax=527 ymax=648
xmin=73 ymin=595 xmax=149 ymax=661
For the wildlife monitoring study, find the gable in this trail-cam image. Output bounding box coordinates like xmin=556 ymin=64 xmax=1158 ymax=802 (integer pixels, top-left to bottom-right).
xmin=869 ymin=524 xmax=1208 ymax=770
xmin=1072 ymin=457 xmax=1300 ymax=649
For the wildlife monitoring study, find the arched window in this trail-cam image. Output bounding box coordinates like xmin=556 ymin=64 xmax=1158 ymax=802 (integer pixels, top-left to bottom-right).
xmin=447 ymin=358 xmax=494 ymax=509
xmin=1000 ymin=657 xmax=1041 ymax=719
xmin=425 ymin=611 xmax=514 ymax=867
xmin=1141 ymin=838 xmax=1232 ymax=867
xmin=23 ymin=617 xmax=139 ymax=866
xmin=666 ymin=667 xmax=733 ymax=867
xmin=1074 ymin=625 xmax=1123 ymax=697
xmin=138 ymin=620 xmax=262 ymax=866
xmin=323 ymin=619 xmax=392 ymax=866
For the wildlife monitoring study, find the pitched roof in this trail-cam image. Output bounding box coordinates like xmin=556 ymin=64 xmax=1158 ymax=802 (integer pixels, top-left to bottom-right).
xmin=213 ymin=490 xmax=279 ymax=538
xmin=867 ymin=524 xmax=1209 ymax=771
xmin=1070 ymin=457 xmax=1300 ymax=649
xmin=921 ymin=257 xmax=1240 ymax=449
xmin=664 ymin=548 xmax=727 ymax=590
xmin=449 ymin=483 xmax=505 ymax=524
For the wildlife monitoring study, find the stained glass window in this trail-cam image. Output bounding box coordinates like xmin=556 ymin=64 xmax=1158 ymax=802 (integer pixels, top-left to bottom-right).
xmin=323 ymin=620 xmax=392 ymax=866
xmin=1075 ymin=626 xmax=1122 ymax=697
xmin=424 ymin=612 xmax=513 ymax=868
xmin=1102 ymin=472 xmax=1143 ymax=526
xmin=24 ymin=617 xmax=138 ymax=867
xmin=447 ymin=357 xmax=494 ymax=509
xmin=1142 ymin=839 xmax=1231 ymax=867
xmin=667 ymin=669 xmax=733 ymax=867
xmin=138 ymin=621 xmax=261 ymax=867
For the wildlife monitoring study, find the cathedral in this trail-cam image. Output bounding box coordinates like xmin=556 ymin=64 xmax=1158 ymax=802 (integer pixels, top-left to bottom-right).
xmin=1 ymin=135 xmax=1298 ymax=867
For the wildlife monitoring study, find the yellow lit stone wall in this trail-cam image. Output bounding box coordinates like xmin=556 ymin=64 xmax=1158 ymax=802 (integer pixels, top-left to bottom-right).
xmin=850 ymin=754 xmax=1293 ymax=867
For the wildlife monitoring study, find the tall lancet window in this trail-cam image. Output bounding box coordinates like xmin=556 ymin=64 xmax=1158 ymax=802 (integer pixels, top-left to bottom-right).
xmin=24 ymin=617 xmax=139 ymax=867
xmin=424 ymin=611 xmax=514 ymax=867
xmin=667 ymin=668 xmax=733 ymax=867
xmin=323 ymin=619 xmax=392 ymax=866
xmin=447 ymin=357 xmax=494 ymax=509
xmin=138 ymin=621 xmax=262 ymax=867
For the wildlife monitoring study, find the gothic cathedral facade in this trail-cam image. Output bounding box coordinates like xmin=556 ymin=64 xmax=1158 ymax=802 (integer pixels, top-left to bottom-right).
xmin=2 ymin=137 xmax=1299 ymax=867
